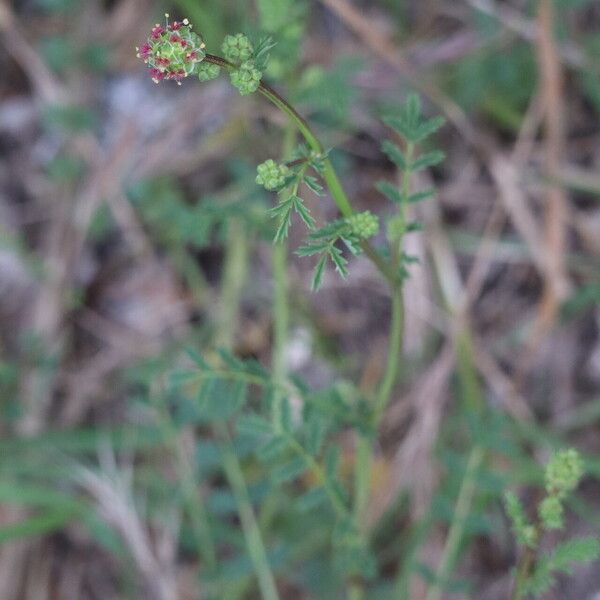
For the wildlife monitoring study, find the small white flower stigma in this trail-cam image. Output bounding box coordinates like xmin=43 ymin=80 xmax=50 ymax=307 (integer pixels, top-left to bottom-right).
xmin=200 ymin=42 xmax=206 ymax=49
xmin=183 ymin=18 xmax=189 ymax=25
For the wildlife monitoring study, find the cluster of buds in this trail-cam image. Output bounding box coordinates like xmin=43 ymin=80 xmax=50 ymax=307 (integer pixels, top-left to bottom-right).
xmin=544 ymin=448 xmax=584 ymax=499
xmin=230 ymin=61 xmax=263 ymax=96
xmin=538 ymin=495 xmax=564 ymax=530
xmin=222 ymin=33 xmax=254 ymax=63
xmin=136 ymin=14 xmax=206 ymax=85
xmin=538 ymin=449 xmax=584 ymax=531
xmin=347 ymin=211 xmax=380 ymax=239
xmin=256 ymin=160 xmax=291 ymax=191
xmin=197 ymin=62 xmax=221 ymax=82
xmin=221 ymin=33 xmax=262 ymax=96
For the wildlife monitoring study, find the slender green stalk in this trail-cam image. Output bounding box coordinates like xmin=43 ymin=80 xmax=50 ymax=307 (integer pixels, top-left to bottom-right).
xmin=349 ymin=586 xmax=365 ymax=600
xmin=271 ymin=126 xmax=295 ymax=429
xmin=511 ymin=545 xmax=536 ymax=600
xmin=271 ymin=241 xmax=288 ymax=430
xmin=150 ymin=393 xmax=217 ymax=573
xmin=215 ymin=219 xmax=281 ymax=600
xmin=216 ymin=219 xmax=247 ymax=348
xmin=425 ymin=446 xmax=485 ymax=600
xmin=217 ymin=423 xmax=281 ymax=600
xmin=349 ymin=286 xmax=405 ymax=597
xmin=349 ymin=144 xmax=414 ymax=600
xmin=353 ymin=435 xmax=371 ymax=527
xmin=372 ymin=142 xmax=413 ymax=424
xmin=373 ymin=287 xmax=405 ymax=422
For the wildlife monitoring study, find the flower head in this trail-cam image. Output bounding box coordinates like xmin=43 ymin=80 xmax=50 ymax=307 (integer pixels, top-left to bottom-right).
xmin=230 ymin=60 xmax=262 ymax=96
xmin=256 ymin=159 xmax=290 ymax=191
xmin=197 ymin=62 xmax=221 ymax=82
xmin=539 ymin=496 xmax=564 ymax=530
xmin=222 ymin=33 xmax=254 ymax=63
xmin=347 ymin=211 xmax=380 ymax=239
xmin=544 ymin=448 xmax=584 ymax=499
xmin=137 ymin=15 xmax=206 ymax=85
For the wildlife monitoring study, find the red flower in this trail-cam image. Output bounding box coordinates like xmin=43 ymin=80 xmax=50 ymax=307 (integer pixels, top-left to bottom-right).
xmin=151 ymin=25 xmax=164 ymax=39
xmin=139 ymin=42 xmax=152 ymax=59
xmin=149 ymin=68 xmax=165 ymax=82
xmin=170 ymin=69 xmax=186 ymax=82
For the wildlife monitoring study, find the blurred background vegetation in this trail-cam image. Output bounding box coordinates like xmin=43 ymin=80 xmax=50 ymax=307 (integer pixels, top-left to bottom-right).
xmin=0 ymin=0 xmax=599 ymax=598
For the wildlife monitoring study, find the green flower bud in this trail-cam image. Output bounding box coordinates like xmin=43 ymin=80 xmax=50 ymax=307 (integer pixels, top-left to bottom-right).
xmin=256 ymin=159 xmax=290 ymax=191
xmin=230 ymin=60 xmax=262 ymax=96
xmin=222 ymin=33 xmax=254 ymax=63
xmin=522 ymin=525 xmax=538 ymax=548
xmin=544 ymin=449 xmax=584 ymax=499
xmin=197 ymin=61 xmax=220 ymax=82
xmin=347 ymin=211 xmax=379 ymax=239
xmin=539 ymin=496 xmax=564 ymax=530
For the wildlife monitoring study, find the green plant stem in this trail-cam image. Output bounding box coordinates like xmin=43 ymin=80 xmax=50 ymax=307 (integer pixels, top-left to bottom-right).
xmin=353 ymin=142 xmax=413 ymax=519
xmin=371 ymin=143 xmax=413 ymax=423
xmin=214 ymin=219 xmax=280 ymax=600
xmin=216 ymin=219 xmax=247 ymax=348
xmin=349 ymin=144 xmax=414 ymax=600
xmin=204 ymin=54 xmax=397 ymax=286
xmin=425 ymin=445 xmax=485 ymax=600
xmin=373 ymin=286 xmax=405 ymax=422
xmin=511 ymin=545 xmax=536 ymax=600
xmin=349 ymin=585 xmax=365 ymax=600
xmin=271 ymin=126 xmax=296 ymax=429
xmin=150 ymin=393 xmax=218 ymax=574
xmin=271 ymin=241 xmax=287 ymax=430
xmin=217 ymin=423 xmax=281 ymax=600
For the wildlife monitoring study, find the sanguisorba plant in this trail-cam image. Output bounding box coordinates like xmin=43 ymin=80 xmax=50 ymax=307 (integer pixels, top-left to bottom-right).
xmin=136 ymin=14 xmax=598 ymax=599
xmin=136 ymin=15 xmax=445 ymax=595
